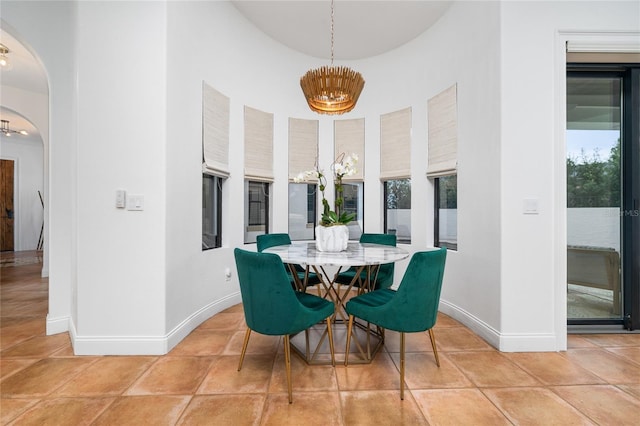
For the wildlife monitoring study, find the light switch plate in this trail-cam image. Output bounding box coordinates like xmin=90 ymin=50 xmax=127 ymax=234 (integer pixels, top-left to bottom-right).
xmin=127 ymin=195 xmax=144 ymax=211
xmin=523 ymin=198 xmax=539 ymax=215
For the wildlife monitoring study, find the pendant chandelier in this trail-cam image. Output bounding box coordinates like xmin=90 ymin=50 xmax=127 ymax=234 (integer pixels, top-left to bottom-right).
xmin=300 ymin=0 xmax=365 ymax=115
xmin=1 ymin=119 xmax=28 ymax=137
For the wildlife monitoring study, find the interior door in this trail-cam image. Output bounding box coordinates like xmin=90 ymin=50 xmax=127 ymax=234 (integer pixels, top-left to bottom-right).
xmin=0 ymin=159 xmax=15 ymax=252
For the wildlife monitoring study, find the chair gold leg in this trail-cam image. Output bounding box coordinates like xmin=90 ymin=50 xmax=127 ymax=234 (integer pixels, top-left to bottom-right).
xmin=400 ymin=332 xmax=405 ymax=400
xmin=284 ymin=335 xmax=293 ymax=404
xmin=238 ymin=328 xmax=251 ymax=371
xmin=428 ymin=328 xmax=440 ymax=367
xmin=326 ymin=315 xmax=335 ymax=366
xmin=344 ymin=315 xmax=354 ymax=366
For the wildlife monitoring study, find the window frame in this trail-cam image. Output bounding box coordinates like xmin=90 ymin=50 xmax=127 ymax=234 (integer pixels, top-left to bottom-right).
xmin=202 ymin=174 xmax=223 ymax=250
xmin=434 ymin=175 xmax=457 ymax=251
xmin=245 ymin=180 xmax=270 ymax=243
xmin=383 ymin=178 xmax=411 ymax=244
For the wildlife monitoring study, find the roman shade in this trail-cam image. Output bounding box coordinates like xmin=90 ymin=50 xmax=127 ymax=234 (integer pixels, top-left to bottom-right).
xmin=202 ymin=82 xmax=230 ymax=178
xmin=244 ymin=106 xmax=274 ymax=182
xmin=427 ymin=84 xmax=458 ymax=178
xmin=566 ymin=40 xmax=640 ymax=63
xmin=288 ymin=118 xmax=319 ymax=181
xmin=380 ymin=107 xmax=412 ymax=180
xmin=335 ymin=118 xmax=365 ymax=181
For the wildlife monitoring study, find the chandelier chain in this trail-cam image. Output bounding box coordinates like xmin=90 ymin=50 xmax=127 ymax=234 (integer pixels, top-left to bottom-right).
xmin=330 ymin=0 xmax=334 ymax=65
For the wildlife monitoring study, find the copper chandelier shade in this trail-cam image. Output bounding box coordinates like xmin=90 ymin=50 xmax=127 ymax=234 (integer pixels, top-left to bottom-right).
xmin=299 ymin=0 xmax=365 ymax=115
xmin=300 ymin=65 xmax=365 ymax=115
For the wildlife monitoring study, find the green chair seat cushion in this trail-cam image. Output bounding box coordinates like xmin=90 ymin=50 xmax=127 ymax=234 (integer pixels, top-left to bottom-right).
xmin=333 ymin=265 xmax=394 ymax=289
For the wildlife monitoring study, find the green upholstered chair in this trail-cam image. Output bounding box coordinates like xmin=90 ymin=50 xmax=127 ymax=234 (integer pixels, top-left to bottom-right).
xmin=334 ymin=233 xmax=397 ymax=291
xmin=234 ymin=248 xmax=335 ymax=403
xmin=344 ymin=247 xmax=447 ymax=400
xmin=257 ymin=233 xmax=323 ymax=292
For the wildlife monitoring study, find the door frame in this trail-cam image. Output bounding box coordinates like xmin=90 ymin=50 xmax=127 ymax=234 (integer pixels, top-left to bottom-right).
xmin=0 ymin=156 xmax=18 ymax=252
xmin=556 ymin=31 xmax=640 ymax=334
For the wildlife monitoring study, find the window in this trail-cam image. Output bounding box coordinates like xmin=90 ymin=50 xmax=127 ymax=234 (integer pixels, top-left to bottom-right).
xmin=343 ymin=182 xmax=363 ymax=240
xmin=245 ymin=180 xmax=269 ymax=243
xmin=288 ymin=183 xmax=316 ymax=240
xmin=384 ymin=179 xmax=411 ymax=243
xmin=202 ymin=174 xmax=222 ymax=250
xmin=434 ymin=175 xmax=457 ymax=250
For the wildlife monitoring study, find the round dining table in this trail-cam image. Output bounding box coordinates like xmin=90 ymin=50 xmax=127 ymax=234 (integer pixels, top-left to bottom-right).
xmin=263 ymin=241 xmax=409 ymax=364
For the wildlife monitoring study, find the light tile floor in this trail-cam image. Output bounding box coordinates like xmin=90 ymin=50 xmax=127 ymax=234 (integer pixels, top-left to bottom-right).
xmin=2 ymin=251 xmax=640 ymax=425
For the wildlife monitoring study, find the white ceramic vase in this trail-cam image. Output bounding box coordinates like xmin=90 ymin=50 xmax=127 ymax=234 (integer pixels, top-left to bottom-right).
xmin=315 ymin=225 xmax=349 ymax=252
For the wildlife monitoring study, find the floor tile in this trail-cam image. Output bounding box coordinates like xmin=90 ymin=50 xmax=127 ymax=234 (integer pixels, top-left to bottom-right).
xmin=7 ymin=397 xmax=115 ymax=426
xmin=177 ymin=394 xmax=264 ymax=426
xmin=504 ymin=351 xmax=605 ymax=385
xmin=262 ymin=392 xmax=342 ymax=425
xmin=604 ymin=346 xmax=640 ymax=366
xmin=54 ymin=356 xmax=157 ymax=397
xmin=167 ymin=330 xmax=232 ymax=356
xmin=340 ymin=390 xmax=427 ymax=425
xmin=125 ymin=356 xmax=212 ymax=395
xmin=0 ymin=333 xmax=70 ymax=358
xmin=431 ymin=327 xmax=495 ymax=352
xmin=198 ymin=354 xmax=274 ymax=394
xmin=562 ymin=348 xmax=640 ymax=384
xmin=0 ymin=398 xmax=39 ymax=425
xmin=617 ymin=384 xmax=640 ymax=400
xmin=91 ymin=395 xmax=191 ymax=426
xmin=579 ymin=334 xmax=640 ymax=347
xmin=198 ymin=311 xmax=245 ymax=331
xmin=336 ymin=351 xmax=401 ymax=391
xmin=413 ymin=389 xmax=511 ymax=425
xmin=552 ymin=385 xmax=640 ymax=425
xmin=222 ymin=330 xmax=280 ymax=356
xmin=383 ymin=329 xmax=437 ymax=353
xmin=268 ymin=353 xmax=338 ymax=393
xmin=388 ymin=352 xmax=473 ymax=389
xmin=0 ymin=358 xmax=39 ymax=379
xmin=482 ymin=387 xmax=595 ymax=425
xmin=0 ymin=357 xmax=96 ymax=398
xmin=447 ymin=351 xmax=540 ymax=387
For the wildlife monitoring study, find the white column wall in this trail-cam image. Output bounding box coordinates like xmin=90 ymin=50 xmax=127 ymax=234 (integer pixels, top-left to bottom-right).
xmin=72 ymin=1 xmax=168 ymax=354
xmin=1 ymin=1 xmax=77 ymax=335
xmin=500 ymin=1 xmax=639 ymax=351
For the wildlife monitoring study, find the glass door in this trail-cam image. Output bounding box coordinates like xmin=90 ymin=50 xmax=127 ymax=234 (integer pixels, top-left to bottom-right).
xmin=567 ymin=66 xmax=640 ymax=329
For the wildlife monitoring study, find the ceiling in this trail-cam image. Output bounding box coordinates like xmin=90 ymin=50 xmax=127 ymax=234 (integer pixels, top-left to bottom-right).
xmin=0 ymin=0 xmax=452 ymax=138
xmin=231 ymin=1 xmax=453 ymax=60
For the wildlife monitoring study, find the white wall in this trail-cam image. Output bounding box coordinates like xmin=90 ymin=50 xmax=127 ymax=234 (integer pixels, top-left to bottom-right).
xmin=72 ymin=1 xmax=168 ymax=353
xmin=500 ymin=1 xmax=639 ymax=350
xmin=1 ymin=1 xmax=77 ymax=335
xmin=0 ymin=136 xmax=44 ymax=250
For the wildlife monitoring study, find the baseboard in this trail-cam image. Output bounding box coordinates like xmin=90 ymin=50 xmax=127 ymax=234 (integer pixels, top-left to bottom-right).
xmin=70 ymin=292 xmax=242 ymax=355
xmin=46 ymin=314 xmax=69 ymax=335
xmin=439 ymin=299 xmax=560 ymax=352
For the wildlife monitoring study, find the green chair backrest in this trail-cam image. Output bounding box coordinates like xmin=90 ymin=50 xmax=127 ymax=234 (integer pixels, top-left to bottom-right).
xmin=256 ymin=233 xmax=292 ymax=252
xmin=234 ymin=248 xmax=319 ymax=335
xmin=360 ymin=233 xmax=396 ymax=246
xmin=360 ymin=233 xmax=397 ymax=288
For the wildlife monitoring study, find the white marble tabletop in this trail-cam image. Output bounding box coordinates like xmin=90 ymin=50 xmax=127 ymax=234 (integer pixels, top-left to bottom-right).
xmin=262 ymin=241 xmax=409 ymax=267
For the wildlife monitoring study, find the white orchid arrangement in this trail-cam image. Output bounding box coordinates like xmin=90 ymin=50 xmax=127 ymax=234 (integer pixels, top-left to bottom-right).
xmin=294 ymin=152 xmax=359 ymax=226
